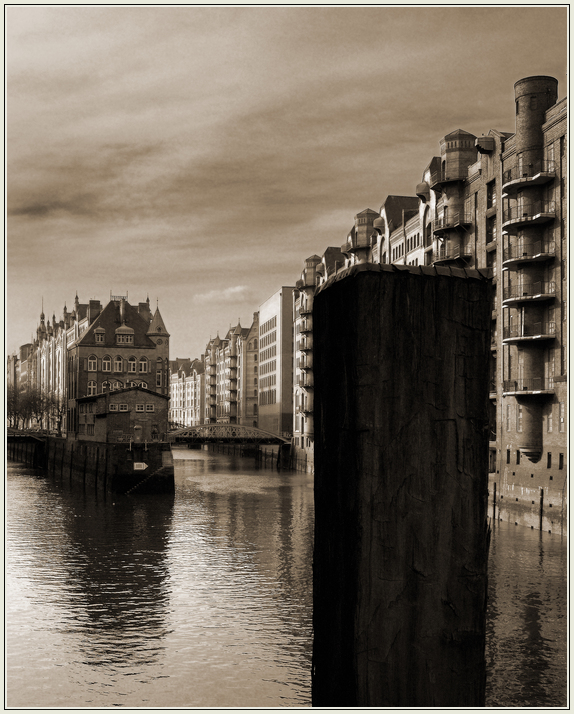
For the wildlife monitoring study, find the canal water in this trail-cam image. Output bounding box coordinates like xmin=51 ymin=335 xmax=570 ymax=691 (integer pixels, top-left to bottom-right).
xmin=6 ymin=449 xmax=567 ymax=708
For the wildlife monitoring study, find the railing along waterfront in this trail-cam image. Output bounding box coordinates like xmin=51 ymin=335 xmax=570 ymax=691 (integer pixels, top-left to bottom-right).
xmin=502 ymin=201 xmax=556 ymax=224
xmin=503 ymin=282 xmax=556 ymax=300
xmin=502 ymin=159 xmax=556 ymax=185
xmin=503 ymin=322 xmax=556 ymax=339
xmin=503 ymin=241 xmax=556 ymax=262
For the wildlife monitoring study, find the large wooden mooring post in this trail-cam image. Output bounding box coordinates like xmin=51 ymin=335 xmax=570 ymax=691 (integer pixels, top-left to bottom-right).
xmin=312 ymin=263 xmax=492 ymax=707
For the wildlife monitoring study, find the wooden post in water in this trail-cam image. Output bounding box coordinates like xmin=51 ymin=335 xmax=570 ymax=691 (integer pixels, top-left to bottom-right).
xmin=312 ymin=264 xmax=491 ymax=708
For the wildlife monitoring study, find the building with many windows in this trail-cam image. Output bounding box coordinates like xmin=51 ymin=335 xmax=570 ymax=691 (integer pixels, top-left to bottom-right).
xmin=8 ymin=294 xmax=170 ymax=438
xmin=259 ymin=287 xmax=296 ymax=437
xmin=337 ymin=74 xmax=567 ymax=531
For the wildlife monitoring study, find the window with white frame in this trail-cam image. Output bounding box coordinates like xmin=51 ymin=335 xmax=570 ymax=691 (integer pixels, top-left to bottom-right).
xmin=114 ymin=356 xmax=123 ymax=372
xmin=146 ymin=404 xmax=155 ymax=412
xmin=139 ymin=357 xmax=148 ymax=373
xmin=109 ymin=404 xmax=118 ymax=411
xmin=136 ymin=404 xmax=145 ymax=412
xmin=95 ymin=329 xmax=105 ymax=343
xmin=112 ymin=380 xmax=123 ymax=390
xmin=140 ymin=381 xmax=148 ymax=389
xmin=88 ymin=355 xmax=97 ymax=371
xmin=87 ymin=381 xmax=97 ymax=396
xmin=102 ymin=381 xmax=110 ymax=392
xmin=102 ymin=355 xmax=111 ymax=372
xmin=128 ymin=357 xmax=137 ymax=372
xmin=119 ymin=404 xmax=128 ymax=412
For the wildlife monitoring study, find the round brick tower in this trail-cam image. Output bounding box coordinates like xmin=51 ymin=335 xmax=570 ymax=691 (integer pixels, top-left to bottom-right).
xmin=514 ymin=76 xmax=558 ymax=164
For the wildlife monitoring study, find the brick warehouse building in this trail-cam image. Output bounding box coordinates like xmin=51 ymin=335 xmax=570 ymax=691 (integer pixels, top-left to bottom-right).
xmin=337 ymin=75 xmax=566 ymax=533
xmin=8 ymin=294 xmax=171 ymax=438
xmin=66 ymin=295 xmax=170 ymax=438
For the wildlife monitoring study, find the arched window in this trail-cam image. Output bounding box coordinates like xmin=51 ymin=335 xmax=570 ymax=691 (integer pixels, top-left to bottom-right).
xmin=253 ymin=339 xmax=258 ymax=349
xmin=139 ymin=357 xmax=148 ymax=373
xmin=87 ymin=381 xmax=97 ymax=396
xmin=128 ymin=357 xmax=137 ymax=373
xmin=111 ymin=380 xmax=123 ymax=391
xmin=140 ymin=381 xmax=147 ymax=389
xmin=102 ymin=381 xmax=110 ymax=392
xmin=88 ymin=355 xmax=97 ymax=371
xmin=102 ymin=355 xmax=111 ymax=372
xmin=114 ymin=356 xmax=123 ymax=372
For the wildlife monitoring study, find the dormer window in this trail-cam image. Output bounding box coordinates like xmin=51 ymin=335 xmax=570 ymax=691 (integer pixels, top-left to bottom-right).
xmin=94 ymin=328 xmax=105 ymax=344
xmin=116 ymin=333 xmax=133 ymax=344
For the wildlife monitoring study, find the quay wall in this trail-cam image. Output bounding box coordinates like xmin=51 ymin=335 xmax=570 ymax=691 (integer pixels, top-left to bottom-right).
xmin=7 ymin=436 xmax=174 ymax=495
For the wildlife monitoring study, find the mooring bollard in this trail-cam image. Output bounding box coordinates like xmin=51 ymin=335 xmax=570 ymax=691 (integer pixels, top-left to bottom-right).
xmin=312 ymin=264 xmax=491 ymax=707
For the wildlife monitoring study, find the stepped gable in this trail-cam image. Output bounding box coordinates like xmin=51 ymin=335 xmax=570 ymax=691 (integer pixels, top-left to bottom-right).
xmin=77 ymin=299 xmax=157 ymax=348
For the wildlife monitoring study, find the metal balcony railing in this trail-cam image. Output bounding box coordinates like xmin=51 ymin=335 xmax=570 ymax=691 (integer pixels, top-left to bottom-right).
xmin=503 ymin=282 xmax=556 ymax=300
xmin=503 ymin=378 xmax=554 ymax=393
xmin=430 ymin=170 xmax=468 ymax=188
xmin=433 ymin=243 xmax=471 ymax=262
xmin=502 ymin=160 xmax=556 ymax=186
xmin=502 ymin=201 xmax=556 ymax=224
xmin=503 ymin=322 xmax=556 ymax=339
xmin=433 ymin=212 xmax=473 ymax=232
xmin=503 ymin=241 xmax=556 ymax=262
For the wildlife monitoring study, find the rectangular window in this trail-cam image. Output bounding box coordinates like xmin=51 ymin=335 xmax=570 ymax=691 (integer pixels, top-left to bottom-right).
xmin=156 ymin=372 xmax=162 ymax=387
xmin=119 ymin=404 xmax=128 ymax=412
xmin=146 ymin=404 xmax=155 ymax=412
xmin=559 ymin=453 xmax=564 ymax=470
xmin=87 ymin=424 xmax=94 ymax=436
xmin=547 ymin=452 xmax=552 ymax=469
xmin=547 ymin=405 xmax=553 ymax=432
xmin=136 ymin=404 xmax=144 ymax=412
xmin=109 ymin=404 xmax=118 ymax=411
xmin=516 ymin=404 xmax=523 ymax=432
xmin=506 ymin=405 xmax=511 ymax=431
xmin=559 ymin=402 xmax=565 ymax=432
xmin=95 ymin=333 xmax=105 ymax=343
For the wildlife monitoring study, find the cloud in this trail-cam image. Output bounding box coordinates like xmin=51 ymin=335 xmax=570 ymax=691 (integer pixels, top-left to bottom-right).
xmin=193 ymin=285 xmax=252 ymax=305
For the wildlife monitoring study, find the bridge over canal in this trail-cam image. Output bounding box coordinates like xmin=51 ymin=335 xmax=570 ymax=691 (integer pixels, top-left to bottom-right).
xmin=168 ymin=424 xmax=290 ymax=445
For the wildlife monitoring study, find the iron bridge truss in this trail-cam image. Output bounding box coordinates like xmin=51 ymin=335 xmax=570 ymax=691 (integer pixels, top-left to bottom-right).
xmin=169 ymin=423 xmax=290 ymax=445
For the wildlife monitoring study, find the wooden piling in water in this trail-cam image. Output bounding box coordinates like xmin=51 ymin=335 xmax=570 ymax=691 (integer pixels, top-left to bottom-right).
xmin=312 ymin=264 xmax=491 ymax=707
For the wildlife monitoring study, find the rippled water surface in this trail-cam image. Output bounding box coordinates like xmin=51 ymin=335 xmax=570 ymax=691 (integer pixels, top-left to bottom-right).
xmin=6 ymin=449 xmax=567 ymax=707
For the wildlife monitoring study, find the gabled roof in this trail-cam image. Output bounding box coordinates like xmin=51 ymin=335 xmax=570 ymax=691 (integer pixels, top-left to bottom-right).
xmin=77 ymin=300 xmax=157 ymax=348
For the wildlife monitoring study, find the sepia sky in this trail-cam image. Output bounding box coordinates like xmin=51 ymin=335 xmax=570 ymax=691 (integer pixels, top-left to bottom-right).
xmin=6 ymin=5 xmax=568 ymax=359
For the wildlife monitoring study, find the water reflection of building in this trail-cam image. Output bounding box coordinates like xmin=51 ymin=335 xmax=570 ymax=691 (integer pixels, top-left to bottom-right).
xmin=54 ymin=484 xmax=174 ymax=668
